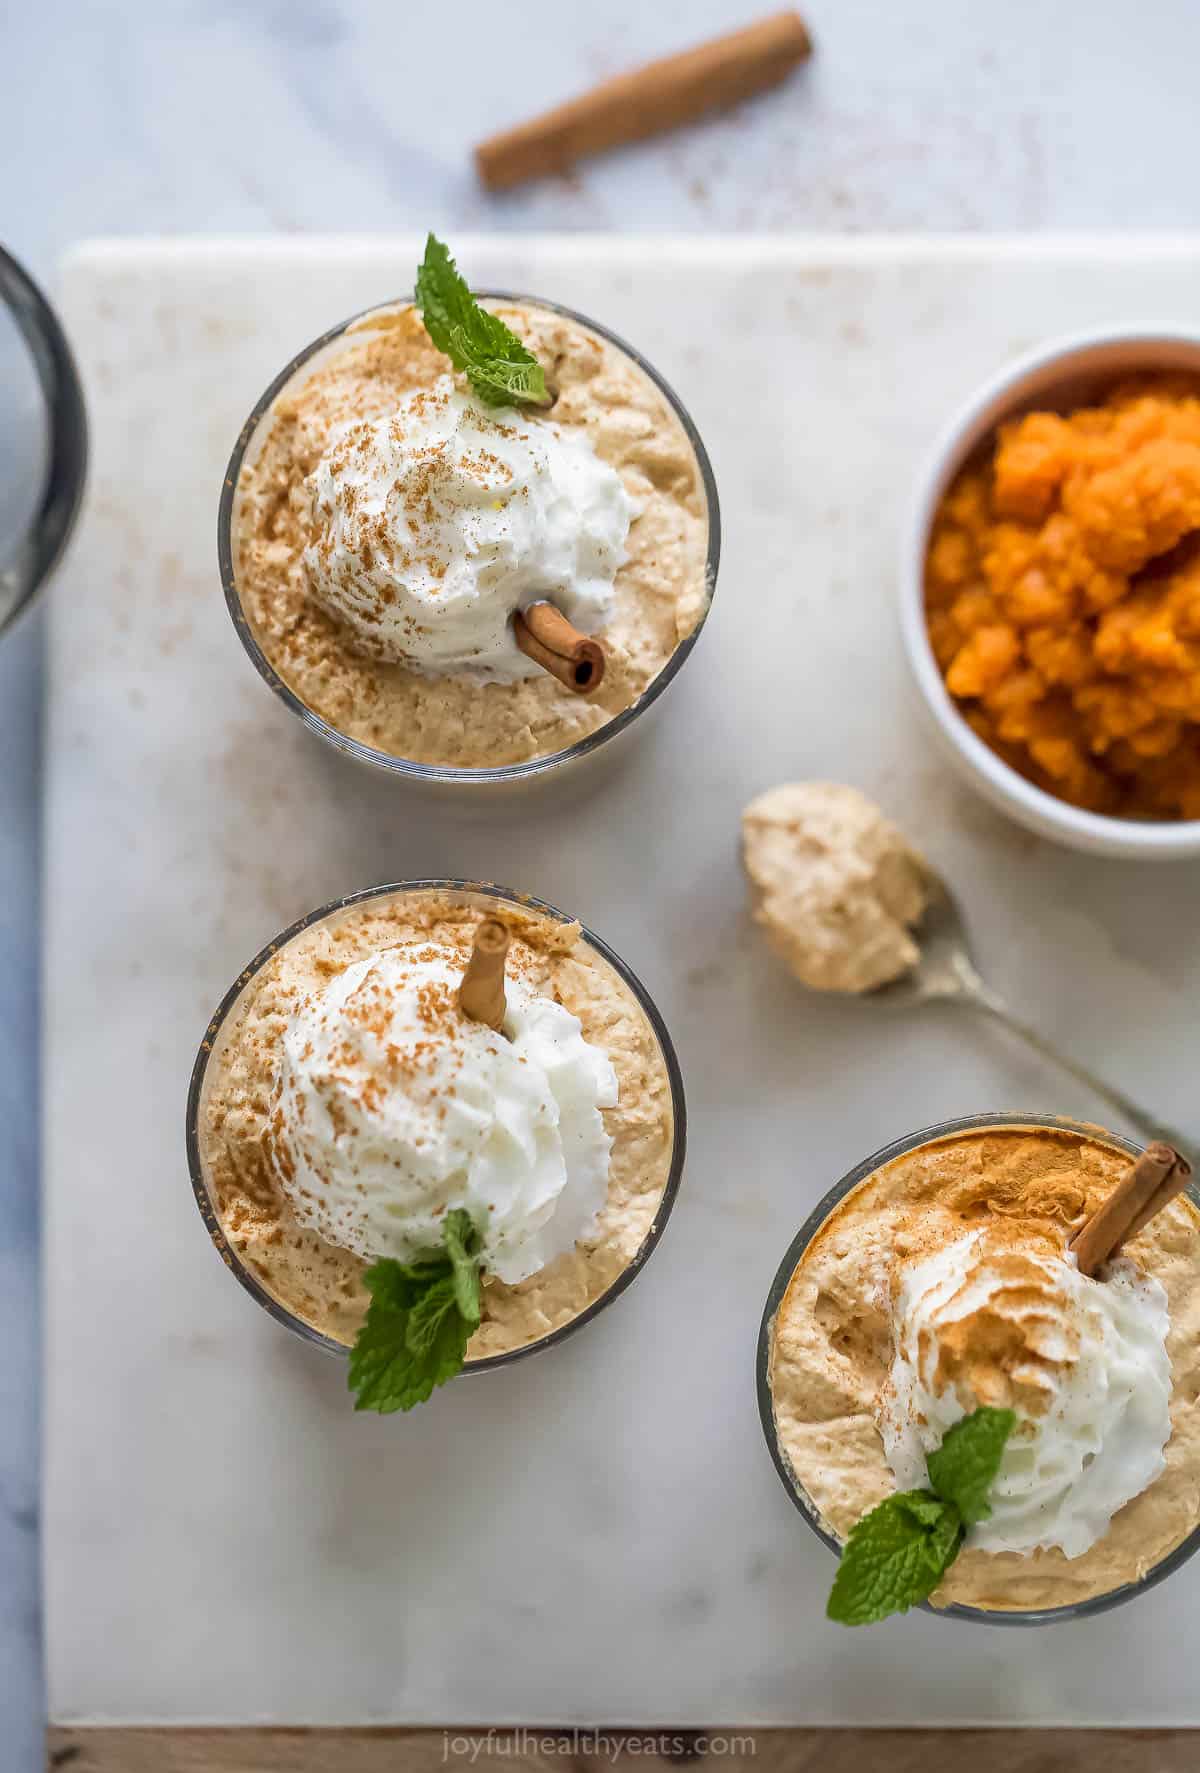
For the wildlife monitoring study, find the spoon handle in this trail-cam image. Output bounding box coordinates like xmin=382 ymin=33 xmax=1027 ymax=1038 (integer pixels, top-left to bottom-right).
xmin=964 ymin=986 xmax=1193 ymax=1157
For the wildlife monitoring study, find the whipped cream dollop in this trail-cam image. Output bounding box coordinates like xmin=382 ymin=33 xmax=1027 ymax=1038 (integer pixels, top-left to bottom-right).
xmin=301 ymin=377 xmax=632 ymax=680
xmin=879 ymin=1230 xmax=1172 ymax=1559
xmin=269 ymin=941 xmax=618 ymax=1284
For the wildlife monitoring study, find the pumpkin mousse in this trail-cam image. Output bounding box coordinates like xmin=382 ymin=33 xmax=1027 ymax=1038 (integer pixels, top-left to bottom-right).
xmin=766 ymin=1123 xmax=1200 ymax=1612
xmin=741 ymin=783 xmax=930 ymax=993
xmin=230 ymin=300 xmax=711 ymax=768
xmin=194 ymin=891 xmax=677 ymax=1359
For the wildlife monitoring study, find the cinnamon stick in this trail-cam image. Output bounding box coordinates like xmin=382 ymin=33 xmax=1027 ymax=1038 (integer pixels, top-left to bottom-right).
xmin=1122 ymin=1151 xmax=1194 ymax=1244
xmin=458 ymin=919 xmax=511 ymax=1032
xmin=474 ymin=12 xmax=813 ymax=192
xmin=514 ymin=601 xmax=606 ymax=694
xmin=1069 ymin=1143 xmax=1190 ymax=1277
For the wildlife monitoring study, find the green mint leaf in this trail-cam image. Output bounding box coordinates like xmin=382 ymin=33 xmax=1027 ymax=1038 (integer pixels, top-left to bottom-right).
xmin=442 ymin=1207 xmax=483 ymax=1325
xmin=894 ymin=1492 xmax=949 ymax=1529
xmin=926 ymin=1407 xmax=1017 ymax=1525
xmin=825 ymin=1407 xmax=1013 ymax=1625
xmin=403 ymin=1273 xmax=462 ymax=1358
xmin=401 ymin=1271 xmax=473 ymax=1399
xmin=415 ymin=233 xmax=549 ymax=409
xmin=347 ymin=1212 xmax=485 ymax=1413
xmin=905 ymin=1496 xmax=964 ymax=1573
xmin=826 ymin=1491 xmax=963 ymax=1627
xmin=414 ymin=233 xmax=478 ymax=351
xmin=348 ymin=1261 xmax=449 ymax=1414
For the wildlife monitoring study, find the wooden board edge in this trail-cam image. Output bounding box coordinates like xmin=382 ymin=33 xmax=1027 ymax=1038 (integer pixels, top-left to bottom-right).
xmin=45 ymin=1725 xmax=1200 ymax=1772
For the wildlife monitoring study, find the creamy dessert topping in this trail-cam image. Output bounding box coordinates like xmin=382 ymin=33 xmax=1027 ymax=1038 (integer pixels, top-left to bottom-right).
xmin=233 ymin=299 xmax=709 ymax=767
xmin=767 ymin=1126 xmax=1200 ymax=1611
xmin=303 ymin=378 xmax=632 ymax=680
xmin=880 ymin=1229 xmax=1172 ymax=1559
xmin=268 ymin=940 xmax=618 ymax=1285
xmin=198 ymin=896 xmax=676 ymax=1359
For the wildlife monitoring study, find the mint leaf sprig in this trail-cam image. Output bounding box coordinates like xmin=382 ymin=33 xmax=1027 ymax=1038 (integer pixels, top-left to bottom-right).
xmin=348 ymin=1208 xmax=484 ymax=1413
xmin=415 ymin=234 xmax=550 ymax=410
xmin=826 ymin=1407 xmax=1016 ymax=1626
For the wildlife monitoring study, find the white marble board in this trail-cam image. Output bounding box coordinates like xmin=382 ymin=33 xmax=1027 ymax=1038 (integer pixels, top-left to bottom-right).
xmin=44 ymin=237 xmax=1200 ymax=1727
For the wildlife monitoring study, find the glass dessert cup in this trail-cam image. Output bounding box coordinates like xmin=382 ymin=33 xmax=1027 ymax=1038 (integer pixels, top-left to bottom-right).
xmin=757 ymin=1112 xmax=1200 ymax=1625
xmin=217 ymin=293 xmax=721 ymax=788
xmin=187 ymin=880 xmax=687 ymax=1371
xmin=0 ymin=245 xmax=87 ymax=638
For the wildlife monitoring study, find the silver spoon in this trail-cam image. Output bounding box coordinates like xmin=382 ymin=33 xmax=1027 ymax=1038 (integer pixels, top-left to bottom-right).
xmin=870 ymin=871 xmax=1191 ymax=1154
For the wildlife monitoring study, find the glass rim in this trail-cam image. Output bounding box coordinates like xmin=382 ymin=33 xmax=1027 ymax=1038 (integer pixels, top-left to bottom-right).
xmin=0 ymin=244 xmax=88 ymax=638
xmin=756 ymin=1111 xmax=1200 ymax=1626
xmin=216 ymin=291 xmax=721 ymax=784
xmin=186 ymin=878 xmax=688 ymax=1370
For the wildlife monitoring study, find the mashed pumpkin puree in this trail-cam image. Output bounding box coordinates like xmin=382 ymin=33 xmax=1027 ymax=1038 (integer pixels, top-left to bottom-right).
xmin=925 ymin=375 xmax=1200 ymax=820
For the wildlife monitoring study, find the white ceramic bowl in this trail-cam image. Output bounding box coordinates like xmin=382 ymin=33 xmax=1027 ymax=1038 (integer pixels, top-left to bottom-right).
xmin=899 ymin=329 xmax=1200 ymax=860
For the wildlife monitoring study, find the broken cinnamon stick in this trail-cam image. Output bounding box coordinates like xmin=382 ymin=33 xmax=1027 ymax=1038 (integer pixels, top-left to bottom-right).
xmin=1069 ymin=1142 xmax=1191 ymax=1277
xmin=458 ymin=918 xmax=511 ymax=1032
xmin=475 ymin=12 xmax=813 ymax=192
xmin=514 ymin=601 xmax=606 ymax=694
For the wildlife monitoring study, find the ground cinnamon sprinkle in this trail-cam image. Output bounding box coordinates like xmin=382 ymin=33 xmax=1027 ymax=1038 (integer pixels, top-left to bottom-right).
xmin=769 ymin=1124 xmax=1200 ymax=1610
xmin=199 ymin=895 xmax=675 ymax=1355
xmin=925 ymin=375 xmax=1200 ymax=819
xmin=232 ymin=302 xmax=710 ymax=768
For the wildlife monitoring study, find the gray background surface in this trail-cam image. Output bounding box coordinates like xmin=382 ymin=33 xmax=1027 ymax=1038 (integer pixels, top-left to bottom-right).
xmin=7 ymin=0 xmax=1200 ymax=1760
